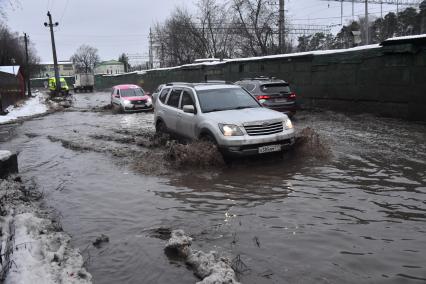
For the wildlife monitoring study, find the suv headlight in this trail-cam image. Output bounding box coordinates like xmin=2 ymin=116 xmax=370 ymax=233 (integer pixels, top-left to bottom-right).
xmin=123 ymin=99 xmax=132 ymax=106
xmin=284 ymin=118 xmax=293 ymax=129
xmin=219 ymin=124 xmax=244 ymax=136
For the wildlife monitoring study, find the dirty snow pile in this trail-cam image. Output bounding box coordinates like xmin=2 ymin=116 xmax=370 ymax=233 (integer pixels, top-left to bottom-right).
xmin=165 ymin=229 xmax=240 ymax=284
xmin=0 ymin=91 xmax=48 ymax=124
xmin=0 ymin=178 xmax=92 ymax=284
xmin=0 ymin=150 xmax=12 ymax=162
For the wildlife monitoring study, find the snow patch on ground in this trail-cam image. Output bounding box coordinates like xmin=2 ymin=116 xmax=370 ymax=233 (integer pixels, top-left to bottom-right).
xmin=165 ymin=230 xmax=240 ymax=284
xmin=0 ymin=178 xmax=91 ymax=283
xmin=384 ymin=33 xmax=426 ymax=41
xmin=0 ymin=92 xmax=48 ymax=124
xmin=0 ymin=151 xmax=12 ymax=162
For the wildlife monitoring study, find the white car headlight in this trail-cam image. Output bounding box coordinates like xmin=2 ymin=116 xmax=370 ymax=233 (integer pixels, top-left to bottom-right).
xmin=219 ymin=124 xmax=244 ymax=136
xmin=284 ymin=118 xmax=293 ymax=129
xmin=123 ymin=99 xmax=132 ymax=106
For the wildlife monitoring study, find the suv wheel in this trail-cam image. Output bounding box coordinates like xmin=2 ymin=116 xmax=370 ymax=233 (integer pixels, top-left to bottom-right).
xmin=156 ymin=120 xmax=167 ymax=134
xmin=200 ymin=133 xmax=216 ymax=144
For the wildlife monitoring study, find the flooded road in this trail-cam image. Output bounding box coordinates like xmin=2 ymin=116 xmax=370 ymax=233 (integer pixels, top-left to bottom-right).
xmin=2 ymin=92 xmax=426 ymax=283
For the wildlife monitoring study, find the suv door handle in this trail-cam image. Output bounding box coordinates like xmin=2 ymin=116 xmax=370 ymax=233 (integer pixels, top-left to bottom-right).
xmin=177 ymin=113 xmax=182 ymax=118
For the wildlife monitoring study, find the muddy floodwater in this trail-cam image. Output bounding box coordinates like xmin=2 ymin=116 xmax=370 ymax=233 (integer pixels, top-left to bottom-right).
xmin=2 ymin=92 xmax=426 ymax=283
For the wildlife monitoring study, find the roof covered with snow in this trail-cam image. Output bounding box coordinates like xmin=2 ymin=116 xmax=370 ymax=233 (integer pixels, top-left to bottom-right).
xmin=145 ymin=44 xmax=381 ymax=73
xmin=97 ymin=60 xmax=124 ymax=66
xmin=194 ymin=58 xmax=223 ymax=63
xmin=0 ymin=66 xmax=20 ymax=76
xmin=40 ymin=61 xmax=73 ymax=65
xmin=381 ymin=34 xmax=426 ymax=46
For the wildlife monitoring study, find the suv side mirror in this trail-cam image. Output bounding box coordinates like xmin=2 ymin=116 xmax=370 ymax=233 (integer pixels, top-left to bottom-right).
xmin=183 ymin=105 xmax=195 ymax=114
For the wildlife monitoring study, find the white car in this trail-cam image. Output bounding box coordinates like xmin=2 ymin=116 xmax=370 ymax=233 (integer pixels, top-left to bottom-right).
xmin=111 ymin=84 xmax=153 ymax=112
xmin=154 ymin=82 xmax=295 ymax=157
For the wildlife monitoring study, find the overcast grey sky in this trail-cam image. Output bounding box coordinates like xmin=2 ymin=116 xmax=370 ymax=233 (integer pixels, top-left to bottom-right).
xmin=4 ymin=0 xmax=404 ymax=63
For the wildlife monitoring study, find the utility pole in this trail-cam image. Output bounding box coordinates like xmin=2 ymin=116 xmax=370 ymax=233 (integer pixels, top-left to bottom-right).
xmin=341 ymin=0 xmax=344 ymax=25
xmin=24 ymin=33 xmax=31 ymax=96
xmin=149 ymin=28 xmax=153 ymax=69
xmin=319 ymin=0 xmax=419 ymax=41
xmin=365 ymin=0 xmax=369 ymax=45
xmin=279 ymin=0 xmax=285 ymax=53
xmin=44 ymin=11 xmax=60 ymax=94
xmin=396 ymin=0 xmax=400 ymax=34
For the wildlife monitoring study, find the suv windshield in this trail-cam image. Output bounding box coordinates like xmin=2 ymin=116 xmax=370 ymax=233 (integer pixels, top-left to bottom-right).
xmin=260 ymin=83 xmax=290 ymax=93
xmin=197 ymin=87 xmax=260 ymax=113
xmin=121 ymin=88 xmax=144 ymax=97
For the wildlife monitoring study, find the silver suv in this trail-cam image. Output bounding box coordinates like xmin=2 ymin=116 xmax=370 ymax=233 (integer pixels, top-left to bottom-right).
xmin=154 ymin=83 xmax=295 ymax=156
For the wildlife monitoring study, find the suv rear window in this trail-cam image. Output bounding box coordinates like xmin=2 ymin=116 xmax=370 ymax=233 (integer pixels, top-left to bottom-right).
xmin=261 ymin=83 xmax=290 ymax=94
xmin=180 ymin=90 xmax=195 ymax=109
xmin=166 ymin=89 xmax=182 ymax=108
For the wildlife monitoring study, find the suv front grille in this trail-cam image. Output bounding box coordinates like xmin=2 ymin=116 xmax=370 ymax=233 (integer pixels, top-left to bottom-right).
xmin=244 ymin=121 xmax=283 ymax=136
xmin=133 ymin=99 xmax=147 ymax=105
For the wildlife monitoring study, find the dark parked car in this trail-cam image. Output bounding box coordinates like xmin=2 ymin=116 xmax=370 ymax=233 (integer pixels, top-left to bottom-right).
xmin=235 ymin=77 xmax=297 ymax=117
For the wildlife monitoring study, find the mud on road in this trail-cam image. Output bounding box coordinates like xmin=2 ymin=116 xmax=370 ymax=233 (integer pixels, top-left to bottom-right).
xmin=1 ymin=92 xmax=425 ymax=284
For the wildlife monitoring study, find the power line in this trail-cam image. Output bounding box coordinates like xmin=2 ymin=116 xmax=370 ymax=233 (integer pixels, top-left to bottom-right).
xmin=59 ymin=0 xmax=70 ymax=22
xmin=321 ymin=0 xmax=420 ymax=4
xmin=319 ymin=0 xmax=421 ymax=44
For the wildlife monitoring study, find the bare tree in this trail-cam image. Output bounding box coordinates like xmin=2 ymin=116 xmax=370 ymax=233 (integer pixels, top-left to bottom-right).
xmin=118 ymin=53 xmax=130 ymax=72
xmin=0 ymin=22 xmax=40 ymax=76
xmin=196 ymin=0 xmax=235 ymax=58
xmin=70 ymin=44 xmax=100 ymax=73
xmin=154 ymin=7 xmax=207 ymax=66
xmin=231 ymin=0 xmax=278 ymax=56
xmin=153 ymin=0 xmax=283 ymax=67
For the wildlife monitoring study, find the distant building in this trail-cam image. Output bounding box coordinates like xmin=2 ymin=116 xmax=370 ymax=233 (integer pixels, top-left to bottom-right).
xmin=0 ymin=66 xmax=25 ymax=113
xmin=38 ymin=61 xmax=75 ymax=78
xmin=95 ymin=60 xmax=125 ymax=75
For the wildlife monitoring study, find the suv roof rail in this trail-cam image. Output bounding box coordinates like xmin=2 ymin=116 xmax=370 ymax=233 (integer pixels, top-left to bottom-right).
xmin=165 ymin=82 xmax=193 ymax=86
xmin=240 ymin=76 xmax=278 ymax=81
xmin=166 ymin=81 xmax=235 ymax=87
xmin=205 ymin=80 xmax=235 ymax=85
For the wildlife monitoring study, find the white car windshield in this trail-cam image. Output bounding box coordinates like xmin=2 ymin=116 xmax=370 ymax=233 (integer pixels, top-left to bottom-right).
xmin=197 ymin=88 xmax=261 ymax=113
xmin=121 ymin=88 xmax=145 ymax=97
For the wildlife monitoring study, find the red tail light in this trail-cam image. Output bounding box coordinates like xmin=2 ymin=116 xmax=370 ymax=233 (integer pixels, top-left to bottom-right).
xmin=289 ymin=92 xmax=296 ymax=99
xmin=257 ymin=95 xmax=271 ymax=100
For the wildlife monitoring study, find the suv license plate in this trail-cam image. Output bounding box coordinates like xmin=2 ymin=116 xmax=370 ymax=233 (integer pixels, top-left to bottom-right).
xmin=258 ymin=145 xmax=281 ymax=154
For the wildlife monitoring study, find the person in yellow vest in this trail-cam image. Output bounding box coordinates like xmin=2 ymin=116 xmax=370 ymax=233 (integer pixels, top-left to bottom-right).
xmin=48 ymin=77 xmax=69 ymax=96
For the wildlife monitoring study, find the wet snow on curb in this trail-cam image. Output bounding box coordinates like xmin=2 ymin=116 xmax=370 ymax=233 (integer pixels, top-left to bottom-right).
xmin=0 ymin=92 xmax=48 ymax=124
xmin=0 ymin=178 xmax=91 ymax=283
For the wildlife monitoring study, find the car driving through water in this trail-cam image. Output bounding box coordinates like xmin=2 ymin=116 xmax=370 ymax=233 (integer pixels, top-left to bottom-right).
xmin=154 ymin=82 xmax=295 ymax=157
xmin=235 ymin=77 xmax=298 ymax=117
xmin=110 ymin=84 xmax=153 ymax=112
